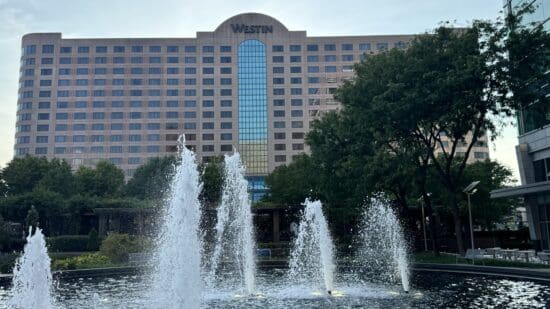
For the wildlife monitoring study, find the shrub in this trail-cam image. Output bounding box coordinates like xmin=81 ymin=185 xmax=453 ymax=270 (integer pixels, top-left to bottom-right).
xmin=99 ymin=233 xmax=147 ymax=263
xmin=86 ymin=228 xmax=100 ymax=251
xmin=47 ymin=235 xmax=89 ymax=252
xmin=51 ymin=253 xmax=113 ymax=270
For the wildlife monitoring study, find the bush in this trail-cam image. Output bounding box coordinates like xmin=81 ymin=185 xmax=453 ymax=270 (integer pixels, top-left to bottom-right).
xmin=51 ymin=253 xmax=113 ymax=270
xmin=47 ymin=235 xmax=90 ymax=252
xmin=86 ymin=228 xmax=100 ymax=251
xmin=99 ymin=233 xmax=148 ymax=263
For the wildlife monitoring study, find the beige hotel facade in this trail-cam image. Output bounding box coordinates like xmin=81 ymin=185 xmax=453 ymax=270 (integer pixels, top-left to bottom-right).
xmin=14 ymin=13 xmax=490 ymax=200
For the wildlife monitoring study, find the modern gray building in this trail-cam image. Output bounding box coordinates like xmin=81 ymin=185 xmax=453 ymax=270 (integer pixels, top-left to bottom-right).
xmin=492 ymin=1 xmax=550 ymax=249
xmin=15 ymin=13 xmax=490 ymax=201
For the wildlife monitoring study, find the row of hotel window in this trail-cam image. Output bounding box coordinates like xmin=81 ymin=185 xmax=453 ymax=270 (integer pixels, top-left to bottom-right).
xmin=16 ymin=120 xmax=306 ymax=133
xmin=17 ymin=109 xmax=308 ymax=121
xmin=21 ymin=54 xmax=358 ymax=65
xmin=21 ymin=77 xmax=338 ymax=87
xmin=21 ymin=65 xmax=350 ymax=77
xmin=22 ymin=42 xmax=406 ymax=55
xmin=16 ymin=132 xmax=306 ymax=144
xmin=20 ymin=87 xmax=335 ymax=98
xmin=17 ymin=98 xmax=327 ymax=110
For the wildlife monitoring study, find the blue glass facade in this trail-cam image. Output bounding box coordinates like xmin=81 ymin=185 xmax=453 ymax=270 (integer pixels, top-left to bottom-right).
xmin=237 ymin=39 xmax=268 ymax=201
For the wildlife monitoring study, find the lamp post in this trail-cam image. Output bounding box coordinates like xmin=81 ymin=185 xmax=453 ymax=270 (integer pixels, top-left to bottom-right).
xmin=463 ymin=181 xmax=480 ymax=250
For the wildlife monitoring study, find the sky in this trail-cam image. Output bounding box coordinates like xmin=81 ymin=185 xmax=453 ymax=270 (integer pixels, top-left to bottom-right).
xmin=0 ymin=0 xmax=520 ymax=181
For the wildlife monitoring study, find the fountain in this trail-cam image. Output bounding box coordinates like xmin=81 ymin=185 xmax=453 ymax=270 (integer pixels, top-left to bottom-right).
xmin=208 ymin=151 xmax=256 ymax=295
xmin=149 ymin=136 xmax=203 ymax=308
xmin=9 ymin=227 xmax=54 ymax=309
xmin=356 ymin=194 xmax=410 ymax=292
xmin=288 ymin=199 xmax=336 ymax=294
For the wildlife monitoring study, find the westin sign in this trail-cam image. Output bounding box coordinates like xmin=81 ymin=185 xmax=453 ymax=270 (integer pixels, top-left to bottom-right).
xmin=231 ymin=24 xmax=273 ymax=34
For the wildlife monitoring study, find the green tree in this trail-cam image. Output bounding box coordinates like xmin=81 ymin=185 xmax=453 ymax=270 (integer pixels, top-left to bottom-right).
xmin=334 ymin=22 xmax=519 ymax=253
xmin=75 ymin=161 xmax=125 ymax=197
xmin=25 ymin=205 xmax=39 ymax=231
xmin=37 ymin=158 xmax=75 ymax=196
xmin=124 ymin=156 xmax=176 ymax=200
xmin=1 ymin=156 xmax=51 ymax=195
xmin=199 ymin=156 xmax=225 ymax=206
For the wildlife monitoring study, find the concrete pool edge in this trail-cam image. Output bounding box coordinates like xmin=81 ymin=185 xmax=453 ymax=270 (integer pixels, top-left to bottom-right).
xmin=2 ymin=262 xmax=550 ymax=284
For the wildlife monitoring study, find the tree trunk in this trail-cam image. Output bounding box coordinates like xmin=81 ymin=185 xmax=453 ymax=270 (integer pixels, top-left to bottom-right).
xmin=424 ymin=201 xmax=440 ymax=256
xmin=451 ymin=209 xmax=466 ymax=254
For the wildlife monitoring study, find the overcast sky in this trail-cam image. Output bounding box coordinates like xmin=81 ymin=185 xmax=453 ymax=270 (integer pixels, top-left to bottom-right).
xmin=0 ymin=0 xmax=520 ymax=181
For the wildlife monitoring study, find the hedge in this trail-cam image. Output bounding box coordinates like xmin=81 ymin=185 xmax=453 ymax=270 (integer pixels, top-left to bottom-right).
xmin=47 ymin=235 xmax=90 ymax=252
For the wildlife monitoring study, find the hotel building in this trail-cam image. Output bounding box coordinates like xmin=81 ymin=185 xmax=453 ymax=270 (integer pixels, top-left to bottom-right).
xmin=14 ymin=13 xmax=490 ymax=201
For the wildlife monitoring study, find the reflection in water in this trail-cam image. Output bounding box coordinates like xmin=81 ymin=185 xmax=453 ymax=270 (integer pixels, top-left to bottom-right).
xmin=1 ymin=271 xmax=550 ymax=308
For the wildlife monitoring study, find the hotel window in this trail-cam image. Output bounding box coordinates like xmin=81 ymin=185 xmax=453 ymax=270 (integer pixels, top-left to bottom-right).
xmin=290 ymin=88 xmax=302 ymax=95
xmin=291 ymin=121 xmax=303 ymax=128
xmin=41 ymin=58 xmax=53 ymax=64
xmin=202 ymin=134 xmax=214 ymax=141
xmin=274 ymin=144 xmax=286 ymax=151
xmin=60 ymin=46 xmax=72 ymax=53
xmin=273 ymin=78 xmax=284 ymax=84
xmin=273 ymin=99 xmax=285 ymax=106
xmin=394 ymin=41 xmax=408 ymax=49
xmin=203 ymin=122 xmax=214 ymax=129
xmin=272 ymin=45 xmax=284 ymax=52
xmin=221 ymin=89 xmax=232 ymax=96
xmin=57 ymin=102 xmax=68 ymax=108
xmin=203 ymin=57 xmax=214 ymax=64
xmin=220 ymin=67 xmax=232 ymax=74
xmin=36 ymin=124 xmax=49 ymax=132
xmin=42 ymin=45 xmax=54 ymax=54
xmin=221 ymin=122 xmax=232 ymax=129
xmin=185 ymin=45 xmax=196 ymax=53
xmin=203 ymin=145 xmax=215 ymax=152
xmin=74 ymin=112 xmax=86 ymax=120
xmin=291 ymin=110 xmax=303 ymax=117
xmin=275 ymin=155 xmax=286 ymax=162
xmin=182 ymin=100 xmax=194 ymax=107
xmin=131 ymin=56 xmax=143 ymax=64
xmin=185 ymin=56 xmax=196 ymax=64
xmin=78 ymin=46 xmax=89 ymax=53
xmin=167 ymin=46 xmax=179 ymax=52
xmin=184 ymin=123 xmax=196 ymax=130
xmin=77 ymin=57 xmax=89 ymax=64
xmin=273 ymin=56 xmax=284 ymax=63
xmin=167 ymin=89 xmax=179 ymax=96
xmin=202 ymin=111 xmax=214 ymax=118
xmin=166 ymin=112 xmax=178 ymax=118
xmin=273 ymin=67 xmax=284 ymax=73
xmin=325 ymin=55 xmax=337 ymax=62
xmin=220 ymin=46 xmax=232 ymax=52
xmin=307 ymin=55 xmax=318 ymax=62
xmin=113 ymin=57 xmax=124 ymax=64
xmin=220 ymin=111 xmax=232 ymax=118
xmin=109 ymin=123 xmax=123 ymax=130
xmin=274 ymin=121 xmax=285 ymax=128
xmin=54 ymin=147 xmax=65 ymax=154
xmin=292 ymin=132 xmax=305 ymax=139
xmin=342 ymin=43 xmax=353 ymax=51
xmin=203 ymin=67 xmax=214 ymax=74
xmin=202 ymin=78 xmax=214 ymax=85
xmin=23 ymin=69 xmax=34 ymax=77
xmin=274 ymin=110 xmax=285 ymax=117
xmin=220 ymin=78 xmax=232 ymax=85
xmin=35 ymin=148 xmax=48 ymax=155
xmin=359 ymin=43 xmax=371 ymax=51
xmin=307 ymin=44 xmax=318 ymax=51
xmin=130 ymin=112 xmax=142 ymax=119
xmin=23 ymin=45 xmax=36 ymax=55
xmin=129 ymin=123 xmax=142 ymax=130
xmin=376 ymin=43 xmax=388 ymax=51
xmin=290 ymin=45 xmax=301 ymax=52
xmin=57 ymin=80 xmax=68 ymax=86
xmin=149 ymin=67 xmax=162 ymax=74
xmin=41 ymin=69 xmax=53 ymax=76
xmin=73 ymin=124 xmax=86 ymax=131
xmin=290 ymin=67 xmax=302 ymax=73
xmin=54 ymin=135 xmax=67 ymax=143
xmin=167 ymin=78 xmax=178 ymax=85
xmin=202 ymin=45 xmax=214 ymax=53
xmin=203 ymin=89 xmax=214 ymax=96
xmin=290 ymin=77 xmax=302 ymax=84
xmin=324 ymin=44 xmax=336 ymax=51
xmin=308 ymin=77 xmax=320 ymax=83
xmin=220 ymin=57 xmax=232 ymax=63
xmin=221 ymin=100 xmax=232 ymax=107
xmin=59 ymin=57 xmax=71 ymax=64
xmin=167 ymin=56 xmax=178 ymax=63
xmin=95 ymin=68 xmax=107 ymax=75
xmin=148 ymin=134 xmax=161 ymax=141
xmin=129 ymin=157 xmax=141 ymax=165
xmin=95 ymin=57 xmax=108 ymax=65
xmin=95 ymin=46 xmax=107 ymax=53
xmin=325 ymin=66 xmax=337 ymax=73
xmin=38 ymin=102 xmax=50 ymax=109
xmin=291 ymin=99 xmax=303 ymax=106
xmin=147 ymin=146 xmax=160 ymax=153
xmin=92 ymin=124 xmax=105 ymax=131
xmin=290 ymin=56 xmax=301 ymax=63
xmin=128 ymin=146 xmax=141 ymax=153
xmin=147 ymin=123 xmax=160 ymax=130
xmin=220 ymin=133 xmax=232 ymax=140
xmin=148 ymin=112 xmax=160 ymax=119
xmin=148 ymin=79 xmax=160 ymax=85
xmin=292 ymin=143 xmax=304 ymax=150
xmin=56 ymin=113 xmax=68 ymax=120
xmin=113 ymin=68 xmax=124 ymax=74
xmin=273 ymin=88 xmax=285 ymax=95
xmin=132 ymin=46 xmax=143 ymax=52
xmin=113 ymin=46 xmax=125 ymax=53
